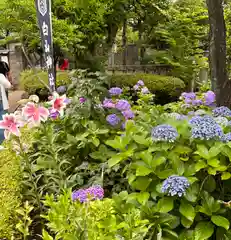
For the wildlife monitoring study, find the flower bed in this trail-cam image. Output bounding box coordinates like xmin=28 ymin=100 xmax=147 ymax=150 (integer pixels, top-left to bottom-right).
xmin=2 ymin=73 xmax=231 ymax=239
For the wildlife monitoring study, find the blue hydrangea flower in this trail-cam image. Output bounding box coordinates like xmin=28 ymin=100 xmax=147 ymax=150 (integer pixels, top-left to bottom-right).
xmin=109 ymin=87 xmax=123 ymax=96
xmin=151 ymin=124 xmax=178 ymax=142
xmin=214 ymin=117 xmax=228 ymax=127
xmin=106 ymin=114 xmax=121 ymax=126
xmin=221 ymin=133 xmax=231 ymax=143
xmin=115 ymin=100 xmax=131 ymax=111
xmin=72 ymin=185 xmax=104 ymax=203
xmin=161 ymin=175 xmax=190 ymax=197
xmin=213 ymin=106 xmax=231 ymax=117
xmin=189 ymin=115 xmax=223 ymax=140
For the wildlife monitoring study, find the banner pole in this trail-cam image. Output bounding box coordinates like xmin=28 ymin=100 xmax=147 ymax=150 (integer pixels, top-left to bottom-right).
xmin=35 ymin=0 xmax=56 ymax=92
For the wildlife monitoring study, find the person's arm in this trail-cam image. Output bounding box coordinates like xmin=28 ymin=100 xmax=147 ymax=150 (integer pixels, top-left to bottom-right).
xmin=6 ymin=72 xmax=13 ymax=84
xmin=0 ymin=74 xmax=11 ymax=89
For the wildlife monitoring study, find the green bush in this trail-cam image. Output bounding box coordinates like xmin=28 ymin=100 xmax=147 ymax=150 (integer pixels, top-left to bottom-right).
xmin=19 ymin=70 xmax=71 ymax=98
xmin=108 ymin=73 xmax=185 ymax=104
xmin=0 ymin=144 xmax=21 ymax=239
xmin=0 ymin=129 xmax=35 ymax=239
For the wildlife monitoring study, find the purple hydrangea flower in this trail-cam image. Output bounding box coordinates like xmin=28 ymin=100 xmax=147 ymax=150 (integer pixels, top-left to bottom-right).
xmin=137 ymin=80 xmax=144 ymax=86
xmin=151 ymin=124 xmax=178 ymax=142
xmin=64 ymin=98 xmax=71 ymax=105
xmin=72 ymin=189 xmax=87 ymax=203
xmin=72 ymin=185 xmax=104 ymax=203
xmin=212 ymin=106 xmax=231 ymax=117
xmin=133 ymin=84 xmax=139 ymax=91
xmin=192 ymin=99 xmax=203 ymax=106
xmin=79 ymin=97 xmax=86 ymax=104
xmin=204 ymin=91 xmax=215 ymax=106
xmin=189 ymin=115 xmax=223 ymax=140
xmin=161 ymin=176 xmax=190 ymax=197
xmin=57 ymin=85 xmax=67 ymax=94
xmin=185 ymin=98 xmax=192 ymax=104
xmin=103 ymin=98 xmax=115 ymax=108
xmin=106 ymin=114 xmax=121 ymax=126
xmin=122 ymin=109 xmax=135 ymax=119
xmin=109 ymin=87 xmax=123 ymax=96
xmin=141 ymin=87 xmax=150 ymax=94
xmin=181 ymin=92 xmax=196 ymax=100
xmin=116 ymin=100 xmax=131 ymax=111
xmin=221 ymin=133 xmax=231 ymax=143
xmin=49 ymin=108 xmax=60 ymax=120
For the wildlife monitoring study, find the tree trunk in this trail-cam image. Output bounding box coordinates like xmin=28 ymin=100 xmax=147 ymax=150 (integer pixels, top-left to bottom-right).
xmin=206 ymin=0 xmax=231 ymax=107
xmin=122 ymin=18 xmax=127 ymax=68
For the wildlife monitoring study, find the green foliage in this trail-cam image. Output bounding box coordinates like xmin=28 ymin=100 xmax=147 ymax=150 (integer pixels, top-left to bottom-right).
xmin=42 ymin=190 xmax=151 ymax=240
xmin=109 ymin=73 xmax=185 ymax=104
xmin=0 ymin=144 xmax=21 ymax=238
xmin=0 ymin=129 xmax=34 ymax=239
xmin=16 ymin=201 xmax=34 ymax=240
xmin=19 ymin=69 xmax=71 ymax=96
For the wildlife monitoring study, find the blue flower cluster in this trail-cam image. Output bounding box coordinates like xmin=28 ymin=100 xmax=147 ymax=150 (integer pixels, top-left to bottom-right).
xmin=161 ymin=175 xmax=190 ymax=197
xmin=151 ymin=124 xmax=178 ymax=142
xmin=213 ymin=106 xmax=231 ymax=117
xmin=189 ymin=115 xmax=223 ymax=140
xmin=221 ymin=133 xmax=231 ymax=143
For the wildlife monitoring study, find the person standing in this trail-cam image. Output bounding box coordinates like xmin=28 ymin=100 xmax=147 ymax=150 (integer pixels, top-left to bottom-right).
xmin=0 ymin=61 xmax=12 ymax=143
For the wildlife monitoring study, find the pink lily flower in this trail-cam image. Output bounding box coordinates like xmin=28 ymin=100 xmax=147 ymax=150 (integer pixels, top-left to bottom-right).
xmin=51 ymin=94 xmax=67 ymax=116
xmin=22 ymin=102 xmax=49 ymax=126
xmin=0 ymin=114 xmax=21 ymax=139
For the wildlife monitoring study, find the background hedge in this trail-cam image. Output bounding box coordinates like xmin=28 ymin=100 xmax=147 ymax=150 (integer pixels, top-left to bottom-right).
xmin=19 ymin=70 xmax=71 ymax=99
xmin=109 ymin=73 xmax=185 ymax=104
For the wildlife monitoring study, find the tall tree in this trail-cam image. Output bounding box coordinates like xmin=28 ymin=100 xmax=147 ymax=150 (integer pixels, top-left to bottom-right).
xmin=206 ymin=0 xmax=231 ymax=106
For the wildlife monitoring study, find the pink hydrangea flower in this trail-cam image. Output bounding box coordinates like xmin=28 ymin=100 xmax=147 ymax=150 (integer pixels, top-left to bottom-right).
xmin=0 ymin=114 xmax=21 ymax=139
xmin=22 ymin=102 xmax=49 ymax=125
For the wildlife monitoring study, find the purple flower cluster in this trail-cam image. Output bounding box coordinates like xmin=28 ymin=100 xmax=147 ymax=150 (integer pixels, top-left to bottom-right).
xmin=103 ymin=99 xmax=115 ymax=108
xmin=109 ymin=87 xmax=123 ymax=96
xmin=106 ymin=114 xmax=121 ymax=126
xmin=72 ymin=185 xmax=104 ymax=203
xmin=189 ymin=115 xmax=223 ymax=140
xmin=161 ymin=176 xmax=190 ymax=197
xmin=133 ymin=80 xmax=150 ymax=94
xmin=180 ymin=91 xmax=216 ymax=108
xmin=151 ymin=124 xmax=178 ymax=142
xmin=79 ymin=97 xmax=86 ymax=104
xmin=212 ymin=106 xmax=231 ymax=118
xmin=115 ymin=100 xmax=131 ymax=111
xmin=204 ymin=91 xmax=216 ymax=106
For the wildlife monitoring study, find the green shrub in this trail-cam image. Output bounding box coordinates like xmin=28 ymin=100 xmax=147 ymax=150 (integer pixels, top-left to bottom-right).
xmin=0 ymin=129 xmax=35 ymax=239
xmin=19 ymin=70 xmax=71 ymax=97
xmin=0 ymin=144 xmax=21 ymax=239
xmin=108 ymin=73 xmax=185 ymax=104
